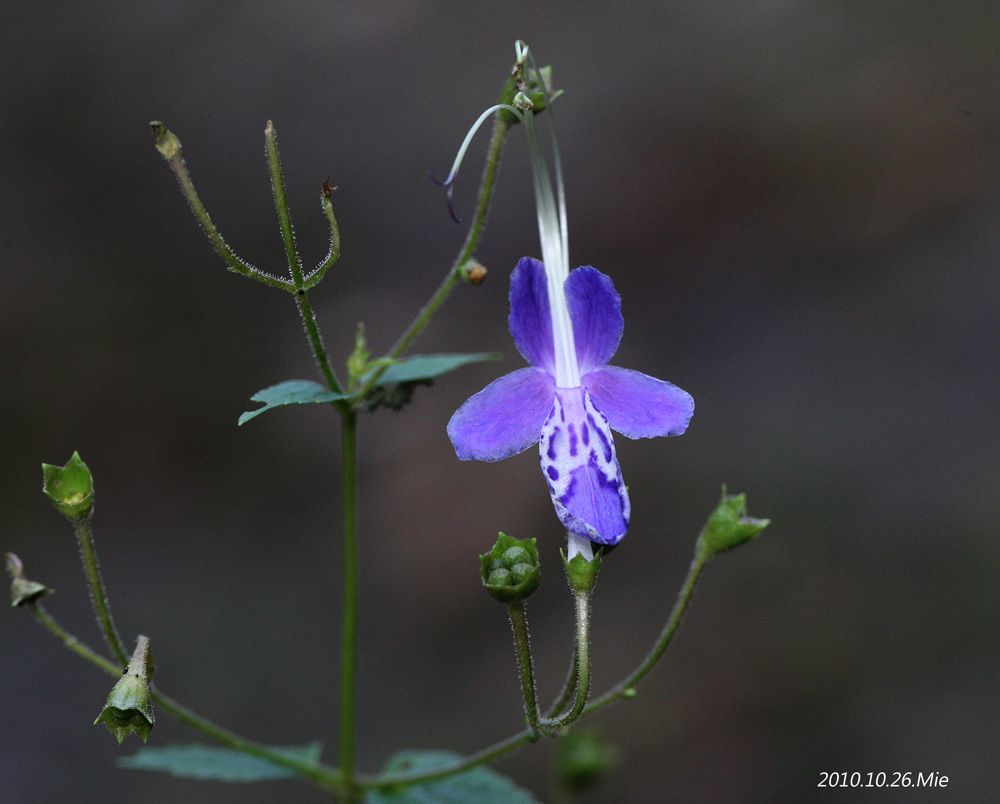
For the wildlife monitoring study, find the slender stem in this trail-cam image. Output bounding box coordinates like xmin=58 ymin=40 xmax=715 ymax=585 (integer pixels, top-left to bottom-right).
xmin=507 ymin=601 xmax=541 ymax=732
xmin=338 ymin=409 xmax=361 ymax=802
xmin=302 ymin=188 xmax=342 ymax=289
xmin=357 ymin=729 xmax=537 ymax=789
xmin=545 ymin=648 xmax=578 ymax=720
xmin=73 ymin=518 xmax=129 ymax=667
xmin=356 ymin=114 xmax=512 ymax=400
xmin=584 ymin=545 xmax=711 ymax=716
xmin=294 ymin=288 xmax=345 ymax=395
xmin=151 ymin=122 xmax=293 ymax=290
xmin=264 ymin=121 xmax=306 ymax=287
xmin=540 ymin=590 xmax=590 ymax=732
xmin=30 ymin=602 xmax=122 ymax=675
xmin=27 ymin=602 xmax=345 ymax=790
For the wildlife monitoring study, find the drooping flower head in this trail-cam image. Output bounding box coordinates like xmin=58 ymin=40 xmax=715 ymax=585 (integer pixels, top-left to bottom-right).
xmin=447 ymin=43 xmax=693 ymax=558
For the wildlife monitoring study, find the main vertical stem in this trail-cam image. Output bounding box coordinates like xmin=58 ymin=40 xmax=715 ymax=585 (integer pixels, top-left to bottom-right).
xmin=339 ymin=409 xmax=360 ymax=802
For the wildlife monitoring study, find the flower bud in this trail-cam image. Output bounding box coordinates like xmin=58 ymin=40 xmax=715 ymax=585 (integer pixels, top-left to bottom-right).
xmin=459 ymin=259 xmax=488 ymax=286
xmin=347 ymin=322 xmax=370 ymax=384
xmin=5 ymin=553 xmax=52 ymax=607
xmin=95 ymin=635 xmax=155 ymax=744
xmin=556 ymin=730 xmax=618 ymax=794
xmin=150 ymin=121 xmax=181 ymax=160
xmin=480 ymin=533 xmax=540 ymax=603
xmin=698 ymin=487 xmax=769 ymax=556
xmin=41 ymin=452 xmax=94 ymax=521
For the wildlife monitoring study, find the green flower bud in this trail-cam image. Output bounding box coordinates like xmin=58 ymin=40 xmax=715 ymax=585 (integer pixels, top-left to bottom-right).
xmin=459 ymin=259 xmax=488 ymax=286
xmin=41 ymin=452 xmax=94 ymax=521
xmin=480 ymin=533 xmax=540 ymax=603
xmin=556 ymin=730 xmax=619 ymax=794
xmin=347 ymin=322 xmax=371 ymax=384
xmin=562 ymin=549 xmax=601 ymax=594
xmin=698 ymin=487 xmax=770 ymax=556
xmin=95 ymin=635 xmax=155 ymax=744
xmin=5 ymin=553 xmax=52 ymax=607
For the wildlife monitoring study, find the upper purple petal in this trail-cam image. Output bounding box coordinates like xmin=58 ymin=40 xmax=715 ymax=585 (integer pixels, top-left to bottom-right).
xmin=508 ymin=257 xmax=555 ymax=374
xmin=448 ymin=367 xmax=556 ymax=461
xmin=583 ymin=365 xmax=694 ymax=439
xmin=565 ymin=266 xmax=623 ymax=374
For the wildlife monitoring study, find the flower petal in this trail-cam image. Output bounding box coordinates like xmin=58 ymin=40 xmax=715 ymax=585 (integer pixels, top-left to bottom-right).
xmin=583 ymin=365 xmax=694 ymax=439
xmin=508 ymin=257 xmax=555 ymax=374
xmin=539 ymin=386 xmax=630 ymax=545
xmin=448 ymin=368 xmax=556 ymax=461
xmin=565 ymin=266 xmax=623 ymax=373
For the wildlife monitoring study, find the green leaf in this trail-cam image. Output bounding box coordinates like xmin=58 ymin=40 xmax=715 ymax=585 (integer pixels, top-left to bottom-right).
xmin=370 ymin=353 xmax=501 ymax=386
xmin=118 ymin=743 xmax=322 ymax=782
xmin=239 ymin=380 xmax=352 ymax=425
xmin=364 ymin=751 xmax=541 ymax=804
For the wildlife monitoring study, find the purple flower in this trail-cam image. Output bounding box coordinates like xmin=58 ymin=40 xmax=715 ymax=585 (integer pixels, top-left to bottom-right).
xmin=448 ymin=256 xmax=693 ymax=547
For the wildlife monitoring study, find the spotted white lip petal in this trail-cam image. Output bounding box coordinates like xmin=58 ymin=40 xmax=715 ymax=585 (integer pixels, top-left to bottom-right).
xmin=539 ymin=386 xmax=630 ymax=545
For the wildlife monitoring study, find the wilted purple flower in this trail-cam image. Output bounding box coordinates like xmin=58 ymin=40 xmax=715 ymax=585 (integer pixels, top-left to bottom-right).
xmin=448 ymin=257 xmax=693 ymax=549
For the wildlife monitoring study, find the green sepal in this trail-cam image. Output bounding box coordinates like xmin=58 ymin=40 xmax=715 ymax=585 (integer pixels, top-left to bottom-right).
xmin=698 ymin=487 xmax=770 ymax=556
xmin=480 ymin=534 xmax=540 ymax=603
xmin=5 ymin=552 xmax=53 ymax=607
xmin=561 ymin=549 xmax=601 ymax=594
xmin=41 ymin=452 xmax=94 ymax=521
xmin=556 ymin=730 xmax=619 ymax=794
xmin=95 ymin=635 xmax=155 ymax=744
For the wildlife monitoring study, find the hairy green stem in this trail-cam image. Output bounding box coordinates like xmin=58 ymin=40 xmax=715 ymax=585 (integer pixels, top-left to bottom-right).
xmin=540 ymin=590 xmax=590 ymax=732
xmin=338 ymin=409 xmax=361 ymax=802
xmin=151 ymin=122 xmax=292 ymax=290
xmin=73 ymin=518 xmax=129 ymax=667
xmin=28 ymin=602 xmax=345 ymax=791
xmin=584 ymin=545 xmax=711 ymax=715
xmin=265 ymin=121 xmax=306 ymax=286
xmin=362 ymin=540 xmax=708 ymax=791
xmin=507 ymin=601 xmax=541 ymax=733
xmin=295 ymin=288 xmax=345 ymax=395
xmin=545 ymin=649 xmax=579 ymax=720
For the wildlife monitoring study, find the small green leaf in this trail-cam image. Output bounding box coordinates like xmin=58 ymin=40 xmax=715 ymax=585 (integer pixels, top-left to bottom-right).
xmin=370 ymin=353 xmax=501 ymax=386
xmin=239 ymin=380 xmax=352 ymax=425
xmin=365 ymin=751 xmax=541 ymax=804
xmin=118 ymin=743 xmax=323 ymax=782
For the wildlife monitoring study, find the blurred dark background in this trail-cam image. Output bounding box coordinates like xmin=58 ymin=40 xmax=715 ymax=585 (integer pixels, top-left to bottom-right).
xmin=3 ymin=2 xmax=998 ymax=802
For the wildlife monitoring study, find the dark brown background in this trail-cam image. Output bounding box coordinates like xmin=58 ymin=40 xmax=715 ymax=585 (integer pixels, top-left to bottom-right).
xmin=3 ymin=2 xmax=998 ymax=802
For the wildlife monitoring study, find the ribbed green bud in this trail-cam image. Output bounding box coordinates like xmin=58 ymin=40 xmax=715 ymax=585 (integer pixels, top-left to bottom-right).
xmin=698 ymin=487 xmax=770 ymax=556
xmin=5 ymin=553 xmax=52 ymax=607
xmin=41 ymin=452 xmax=94 ymax=521
xmin=480 ymin=533 xmax=540 ymax=603
xmin=95 ymin=636 xmax=155 ymax=744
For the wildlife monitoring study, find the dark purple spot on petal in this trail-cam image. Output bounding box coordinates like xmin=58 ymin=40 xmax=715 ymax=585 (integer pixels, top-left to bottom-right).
xmin=580 ymin=422 xmax=589 ymax=446
xmin=568 ymin=424 xmax=578 ymax=457
xmin=591 ymin=421 xmax=613 ymax=463
xmin=547 ymin=427 xmax=559 ymax=460
xmin=546 ymin=466 xmax=560 ymax=481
